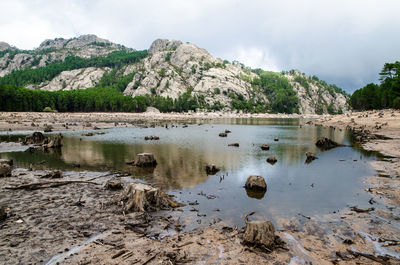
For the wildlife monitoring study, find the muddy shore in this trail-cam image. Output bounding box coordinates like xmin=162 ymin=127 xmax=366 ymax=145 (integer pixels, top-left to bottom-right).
xmin=1 ymin=111 xmax=400 ymax=264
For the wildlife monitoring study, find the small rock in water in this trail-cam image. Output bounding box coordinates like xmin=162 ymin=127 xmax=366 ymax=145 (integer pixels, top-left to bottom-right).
xmin=228 ymin=143 xmax=239 ymax=147
xmin=274 ymin=138 xmax=279 ymax=142
xmin=245 ymin=176 xmax=267 ymax=190
xmin=219 ymin=132 xmax=228 ymax=137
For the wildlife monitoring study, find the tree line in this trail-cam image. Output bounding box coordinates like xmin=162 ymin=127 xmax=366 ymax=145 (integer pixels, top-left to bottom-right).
xmin=0 ymin=84 xmax=204 ymax=113
xmin=350 ymin=61 xmax=400 ymax=110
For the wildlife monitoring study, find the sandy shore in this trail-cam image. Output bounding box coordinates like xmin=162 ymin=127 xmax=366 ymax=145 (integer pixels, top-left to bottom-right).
xmin=1 ymin=111 xmax=400 ymax=264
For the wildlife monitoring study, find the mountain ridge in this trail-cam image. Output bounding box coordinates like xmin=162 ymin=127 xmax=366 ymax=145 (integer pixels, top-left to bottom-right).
xmin=0 ymin=35 xmax=348 ymax=114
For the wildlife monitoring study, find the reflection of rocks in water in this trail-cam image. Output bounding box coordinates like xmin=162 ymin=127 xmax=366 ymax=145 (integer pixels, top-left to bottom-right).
xmin=245 ymin=188 xmax=266 ymax=199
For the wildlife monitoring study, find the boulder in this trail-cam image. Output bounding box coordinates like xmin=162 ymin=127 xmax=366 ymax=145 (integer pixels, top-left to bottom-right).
xmin=131 ymin=153 xmax=157 ymax=167
xmin=243 ymin=220 xmax=276 ymax=248
xmin=261 ymin=144 xmax=270 ymax=150
xmin=205 ymin=164 xmax=220 ymax=175
xmin=23 ymin=132 xmax=46 ymax=145
xmin=0 ymin=164 xmax=12 ymax=177
xmin=145 ymin=106 xmax=160 ymax=113
xmin=245 ymin=176 xmax=267 ymax=190
xmin=219 ymin=133 xmax=227 ymax=137
xmin=0 ymin=204 xmax=6 ymax=221
xmin=315 ymin=137 xmax=340 ymax=149
xmin=119 ymin=183 xmax=183 ymax=212
xmin=105 ymin=178 xmax=123 ymax=190
xmin=266 ymin=156 xmax=277 ymax=164
xmin=228 ymin=143 xmax=239 ymax=147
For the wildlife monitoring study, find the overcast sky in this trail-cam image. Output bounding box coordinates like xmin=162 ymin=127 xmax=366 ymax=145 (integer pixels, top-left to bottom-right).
xmin=1 ymin=0 xmax=399 ymax=92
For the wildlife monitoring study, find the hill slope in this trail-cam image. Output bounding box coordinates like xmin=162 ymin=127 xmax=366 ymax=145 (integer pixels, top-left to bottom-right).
xmin=0 ymin=35 xmax=348 ymax=114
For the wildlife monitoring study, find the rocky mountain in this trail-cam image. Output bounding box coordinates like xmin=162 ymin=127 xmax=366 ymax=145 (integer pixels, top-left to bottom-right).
xmin=0 ymin=35 xmax=348 ymax=114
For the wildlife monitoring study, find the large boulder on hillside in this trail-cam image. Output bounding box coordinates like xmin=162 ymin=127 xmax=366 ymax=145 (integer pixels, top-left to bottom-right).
xmin=245 ymin=176 xmax=267 ymax=190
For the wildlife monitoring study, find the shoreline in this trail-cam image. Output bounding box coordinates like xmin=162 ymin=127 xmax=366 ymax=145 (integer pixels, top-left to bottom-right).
xmin=1 ymin=111 xmax=400 ymax=264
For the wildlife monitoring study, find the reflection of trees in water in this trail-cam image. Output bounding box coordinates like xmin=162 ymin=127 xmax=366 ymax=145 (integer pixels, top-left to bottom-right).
xmin=60 ymin=138 xmax=243 ymax=190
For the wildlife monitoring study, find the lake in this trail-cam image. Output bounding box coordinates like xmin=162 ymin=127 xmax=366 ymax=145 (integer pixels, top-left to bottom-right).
xmin=0 ymin=118 xmax=377 ymax=228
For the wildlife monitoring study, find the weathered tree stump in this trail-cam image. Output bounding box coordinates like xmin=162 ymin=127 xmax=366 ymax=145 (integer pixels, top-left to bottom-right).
xmin=243 ymin=219 xmax=276 ymax=249
xmin=245 ymin=176 xmax=267 ymax=190
xmin=261 ymin=144 xmax=270 ymax=150
xmin=129 ymin=153 xmax=157 ymax=167
xmin=144 ymin=136 xmax=160 ymax=140
xmin=205 ymin=164 xmax=220 ymax=175
xmin=105 ymin=178 xmax=123 ymax=190
xmin=266 ymin=156 xmax=277 ymax=164
xmin=0 ymin=164 xmax=12 ymax=178
xmin=23 ymin=132 xmax=46 ymax=145
xmin=219 ymin=132 xmax=227 ymax=137
xmin=46 ymin=134 xmax=63 ymax=148
xmin=119 ymin=183 xmax=183 ymax=212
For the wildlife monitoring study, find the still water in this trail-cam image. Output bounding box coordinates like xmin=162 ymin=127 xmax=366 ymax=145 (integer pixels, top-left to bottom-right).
xmin=0 ymin=118 xmax=376 ymax=227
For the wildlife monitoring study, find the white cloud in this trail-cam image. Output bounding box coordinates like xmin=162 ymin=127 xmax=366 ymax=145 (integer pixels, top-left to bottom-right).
xmin=1 ymin=0 xmax=400 ymax=92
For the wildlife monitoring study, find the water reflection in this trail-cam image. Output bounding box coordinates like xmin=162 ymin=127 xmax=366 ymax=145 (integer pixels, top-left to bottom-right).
xmin=0 ymin=119 xmax=376 ymax=226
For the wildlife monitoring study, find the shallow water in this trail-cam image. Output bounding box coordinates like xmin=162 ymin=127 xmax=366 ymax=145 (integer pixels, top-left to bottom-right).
xmin=0 ymin=118 xmax=376 ymax=227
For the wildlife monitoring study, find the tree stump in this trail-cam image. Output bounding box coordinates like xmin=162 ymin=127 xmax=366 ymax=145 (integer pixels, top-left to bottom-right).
xmin=266 ymin=156 xmax=277 ymax=164
xmin=0 ymin=164 xmax=12 ymax=178
xmin=205 ymin=164 xmax=220 ymax=175
xmin=105 ymin=178 xmax=123 ymax=190
xmin=119 ymin=183 xmax=183 ymax=212
xmin=261 ymin=144 xmax=270 ymax=150
xmin=243 ymin=220 xmax=276 ymax=249
xmin=305 ymin=152 xmax=317 ymax=164
xmin=130 ymin=153 xmax=157 ymax=167
xmin=228 ymin=143 xmax=239 ymax=147
xmin=219 ymin=133 xmax=227 ymax=137
xmin=47 ymin=134 xmax=63 ymax=148
xmin=23 ymin=132 xmax=45 ymax=145
xmin=0 ymin=159 xmax=13 ymax=166
xmin=245 ymin=176 xmax=267 ymax=190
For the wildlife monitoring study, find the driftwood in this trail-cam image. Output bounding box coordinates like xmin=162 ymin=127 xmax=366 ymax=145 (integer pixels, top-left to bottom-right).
xmin=347 ymin=249 xmax=391 ymax=265
xmin=350 ymin=206 xmax=375 ymax=213
xmin=5 ymin=180 xmax=99 ymax=190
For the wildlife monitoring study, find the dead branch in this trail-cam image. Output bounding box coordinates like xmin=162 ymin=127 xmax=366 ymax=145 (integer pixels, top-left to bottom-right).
xmin=5 ymin=180 xmax=99 ymax=190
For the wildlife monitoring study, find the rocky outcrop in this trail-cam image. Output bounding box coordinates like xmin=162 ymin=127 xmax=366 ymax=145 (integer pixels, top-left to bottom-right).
xmin=38 ymin=34 xmax=117 ymax=50
xmin=0 ymin=42 xmax=12 ymax=51
xmin=286 ymin=71 xmax=348 ymax=114
xmin=27 ymin=67 xmax=109 ymax=91
xmin=123 ymin=40 xmax=261 ymax=108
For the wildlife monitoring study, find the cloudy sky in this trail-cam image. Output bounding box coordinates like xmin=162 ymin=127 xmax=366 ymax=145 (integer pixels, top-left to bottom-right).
xmin=1 ymin=0 xmax=399 ymax=92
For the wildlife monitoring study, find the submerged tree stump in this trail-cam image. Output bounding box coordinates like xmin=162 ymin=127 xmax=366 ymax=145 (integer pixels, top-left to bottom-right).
xmin=266 ymin=156 xmax=277 ymax=164
xmin=119 ymin=183 xmax=183 ymax=212
xmin=205 ymin=164 xmax=220 ymax=175
xmin=261 ymin=144 xmax=270 ymax=150
xmin=315 ymin=137 xmax=340 ymax=149
xmin=130 ymin=153 xmax=157 ymax=167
